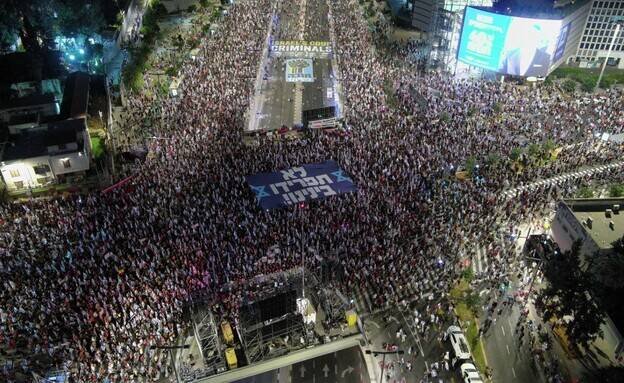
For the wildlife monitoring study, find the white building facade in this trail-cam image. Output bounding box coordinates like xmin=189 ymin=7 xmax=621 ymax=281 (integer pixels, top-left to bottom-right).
xmin=0 ymin=119 xmax=91 ymax=191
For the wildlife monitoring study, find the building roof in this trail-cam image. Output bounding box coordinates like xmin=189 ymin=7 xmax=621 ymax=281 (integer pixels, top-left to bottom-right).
xmin=1 ymin=118 xmax=86 ymax=162
xmin=60 ymin=72 xmax=90 ymax=119
xmin=8 ymin=113 xmax=39 ymax=126
xmin=483 ymin=0 xmax=590 ymax=19
xmin=564 ymin=198 xmax=624 ymax=250
xmin=0 ymin=51 xmax=65 ymax=86
xmin=3 ymin=93 xmax=56 ymax=110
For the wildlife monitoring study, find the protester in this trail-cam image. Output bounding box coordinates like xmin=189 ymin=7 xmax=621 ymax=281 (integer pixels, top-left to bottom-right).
xmin=1 ymin=0 xmax=623 ymax=381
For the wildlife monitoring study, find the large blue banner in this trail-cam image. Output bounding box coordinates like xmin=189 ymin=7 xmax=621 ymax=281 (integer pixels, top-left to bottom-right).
xmin=246 ymin=160 xmax=356 ymax=210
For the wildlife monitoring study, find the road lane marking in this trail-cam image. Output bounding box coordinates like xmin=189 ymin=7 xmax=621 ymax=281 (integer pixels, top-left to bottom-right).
xmin=506 ymin=344 xmax=510 ymax=355
xmin=508 ymin=318 xmax=514 ymax=334
xmin=501 ymin=325 xmax=505 ymax=337
xmin=512 ymin=366 xmax=516 ymax=378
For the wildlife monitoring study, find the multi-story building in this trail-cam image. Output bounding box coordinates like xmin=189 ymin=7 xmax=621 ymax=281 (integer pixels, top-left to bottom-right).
xmin=551 ymin=198 xmax=624 ymax=357
xmin=0 ymin=72 xmax=93 ymax=192
xmin=573 ymin=0 xmax=624 ymax=68
xmin=552 ymin=198 xmax=622 ymax=260
xmin=0 ymin=118 xmax=92 ymax=191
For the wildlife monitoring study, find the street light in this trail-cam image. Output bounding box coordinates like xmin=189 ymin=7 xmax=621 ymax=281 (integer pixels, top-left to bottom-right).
xmin=595 ymin=18 xmax=624 ymax=92
xmin=365 ymin=348 xmax=404 ymax=383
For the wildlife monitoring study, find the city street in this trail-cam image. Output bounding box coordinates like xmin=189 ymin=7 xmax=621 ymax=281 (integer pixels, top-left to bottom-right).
xmin=362 ymin=308 xmax=465 ymax=382
xmin=3 ymin=0 xmax=624 ymax=382
xmin=247 ymin=0 xmax=339 ymax=133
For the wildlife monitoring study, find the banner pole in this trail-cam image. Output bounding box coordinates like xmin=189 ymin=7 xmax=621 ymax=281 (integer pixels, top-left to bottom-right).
xmin=301 ymin=205 xmax=305 ymax=299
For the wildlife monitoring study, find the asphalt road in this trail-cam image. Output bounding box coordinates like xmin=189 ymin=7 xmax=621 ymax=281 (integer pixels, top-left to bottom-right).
xmin=291 ymin=347 xmax=368 ymax=383
xmin=249 ymin=0 xmax=338 ymax=132
xmin=232 ymin=346 xmax=368 ymax=383
xmin=482 ymin=300 xmax=542 ymax=383
xmin=479 ymin=226 xmax=546 ymax=383
xmin=364 ymin=308 xmax=465 ymax=383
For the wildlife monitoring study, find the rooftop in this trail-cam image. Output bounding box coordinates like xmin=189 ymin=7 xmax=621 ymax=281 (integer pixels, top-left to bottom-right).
xmin=1 ymin=118 xmax=86 ymax=162
xmin=564 ymin=198 xmax=624 ymax=250
xmin=60 ymin=72 xmax=90 ymax=119
xmin=0 ymin=50 xmax=65 ymax=86
xmin=482 ymin=0 xmax=590 ymax=19
xmin=2 ymin=93 xmax=56 ymax=110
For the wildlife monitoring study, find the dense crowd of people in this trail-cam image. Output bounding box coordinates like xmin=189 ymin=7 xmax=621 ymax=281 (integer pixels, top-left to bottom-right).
xmin=1 ymin=0 xmax=623 ymax=381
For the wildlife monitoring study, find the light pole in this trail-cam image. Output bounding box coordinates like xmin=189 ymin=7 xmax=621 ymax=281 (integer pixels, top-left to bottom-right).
xmin=595 ymin=19 xmax=623 ymax=92
xmin=524 ymin=255 xmax=543 ymax=306
xmin=101 ymin=109 xmax=117 ymax=180
xmin=365 ymin=348 xmax=404 ymax=383
xmin=296 ymin=202 xmax=306 ymax=299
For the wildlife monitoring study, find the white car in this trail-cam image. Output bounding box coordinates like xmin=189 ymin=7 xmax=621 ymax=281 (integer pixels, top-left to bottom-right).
xmin=460 ymin=362 xmax=484 ymax=383
xmin=447 ymin=325 xmax=471 ymax=360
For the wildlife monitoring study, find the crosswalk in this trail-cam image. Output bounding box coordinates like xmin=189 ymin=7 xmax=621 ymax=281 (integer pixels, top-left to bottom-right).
xmin=353 ymin=286 xmax=374 ymax=314
xmin=503 ymin=160 xmax=624 ymax=198
xmin=352 ymin=280 xmax=431 ymax=315
xmin=473 ymin=246 xmax=488 ymax=275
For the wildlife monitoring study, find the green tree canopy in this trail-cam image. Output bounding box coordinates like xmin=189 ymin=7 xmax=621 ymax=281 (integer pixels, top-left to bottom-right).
xmin=536 ymin=241 xmax=605 ymax=349
xmin=0 ymin=0 xmax=108 ymax=51
xmin=582 ymin=367 xmax=624 ymax=383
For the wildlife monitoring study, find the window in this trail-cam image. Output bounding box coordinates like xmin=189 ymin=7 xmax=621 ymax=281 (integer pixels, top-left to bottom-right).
xmin=9 ymin=168 xmax=20 ymax=178
xmin=13 ymin=181 xmax=24 ymax=189
xmin=62 ymin=159 xmax=71 ymax=169
xmin=33 ymin=164 xmax=51 ymax=175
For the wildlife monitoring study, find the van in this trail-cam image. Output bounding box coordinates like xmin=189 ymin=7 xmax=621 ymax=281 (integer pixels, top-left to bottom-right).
xmin=447 ymin=325 xmax=471 ymax=360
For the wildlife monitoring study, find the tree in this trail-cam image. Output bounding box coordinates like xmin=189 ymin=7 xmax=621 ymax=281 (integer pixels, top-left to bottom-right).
xmin=577 ymin=186 xmax=594 ymax=198
xmin=53 ymin=0 xmax=106 ymax=38
xmin=509 ymin=147 xmax=522 ymax=162
xmin=591 ymin=251 xmax=624 ymax=290
xmin=609 ymin=184 xmax=624 ymax=197
xmin=591 ymin=234 xmax=624 ymax=298
xmin=0 ymin=0 xmax=107 ymax=51
xmin=542 ymin=139 xmax=555 ymax=161
xmin=536 ymin=241 xmax=605 ymax=349
xmin=527 ymin=143 xmax=541 ymax=160
xmin=582 ymin=367 xmax=624 ymax=383
xmin=562 ymin=79 xmax=577 ymax=93
xmin=613 ymin=234 xmax=624 ymax=256
xmin=0 ymin=0 xmax=56 ymax=51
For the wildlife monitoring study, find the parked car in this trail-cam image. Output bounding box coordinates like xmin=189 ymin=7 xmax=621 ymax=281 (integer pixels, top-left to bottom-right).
xmin=447 ymin=325 xmax=471 ymax=360
xmin=460 ymin=362 xmax=484 ymax=383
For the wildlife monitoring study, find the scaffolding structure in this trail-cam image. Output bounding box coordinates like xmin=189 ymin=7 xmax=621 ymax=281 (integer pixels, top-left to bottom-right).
xmin=238 ymin=310 xmax=306 ymax=364
xmin=192 ymin=308 xmax=226 ymax=376
xmin=235 ymin=266 xmax=327 ymax=364
xmin=427 ymin=0 xmax=496 ymax=71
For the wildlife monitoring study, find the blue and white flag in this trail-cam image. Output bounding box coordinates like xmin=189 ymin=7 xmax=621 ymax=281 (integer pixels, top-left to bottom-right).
xmin=246 ymin=160 xmax=356 ymax=210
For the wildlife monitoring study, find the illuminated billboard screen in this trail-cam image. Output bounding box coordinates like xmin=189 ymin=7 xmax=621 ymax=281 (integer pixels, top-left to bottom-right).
xmin=458 ymin=7 xmax=566 ymax=77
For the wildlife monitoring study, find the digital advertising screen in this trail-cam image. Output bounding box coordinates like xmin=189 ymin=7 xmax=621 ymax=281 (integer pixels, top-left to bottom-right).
xmin=458 ymin=7 xmax=568 ymax=77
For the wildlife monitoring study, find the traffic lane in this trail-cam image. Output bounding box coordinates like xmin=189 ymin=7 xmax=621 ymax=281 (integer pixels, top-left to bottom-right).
xmin=397 ymin=307 xmax=470 ymax=382
xmin=257 ymin=58 xmax=296 ymax=130
xmin=302 ymin=58 xmax=333 ymax=111
xmin=290 ymin=346 xmax=368 ymax=383
xmin=365 ymin=311 xmax=442 ymax=382
xmin=483 ymin=301 xmax=542 ymax=383
xmin=233 ymin=370 xmax=278 ymax=383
